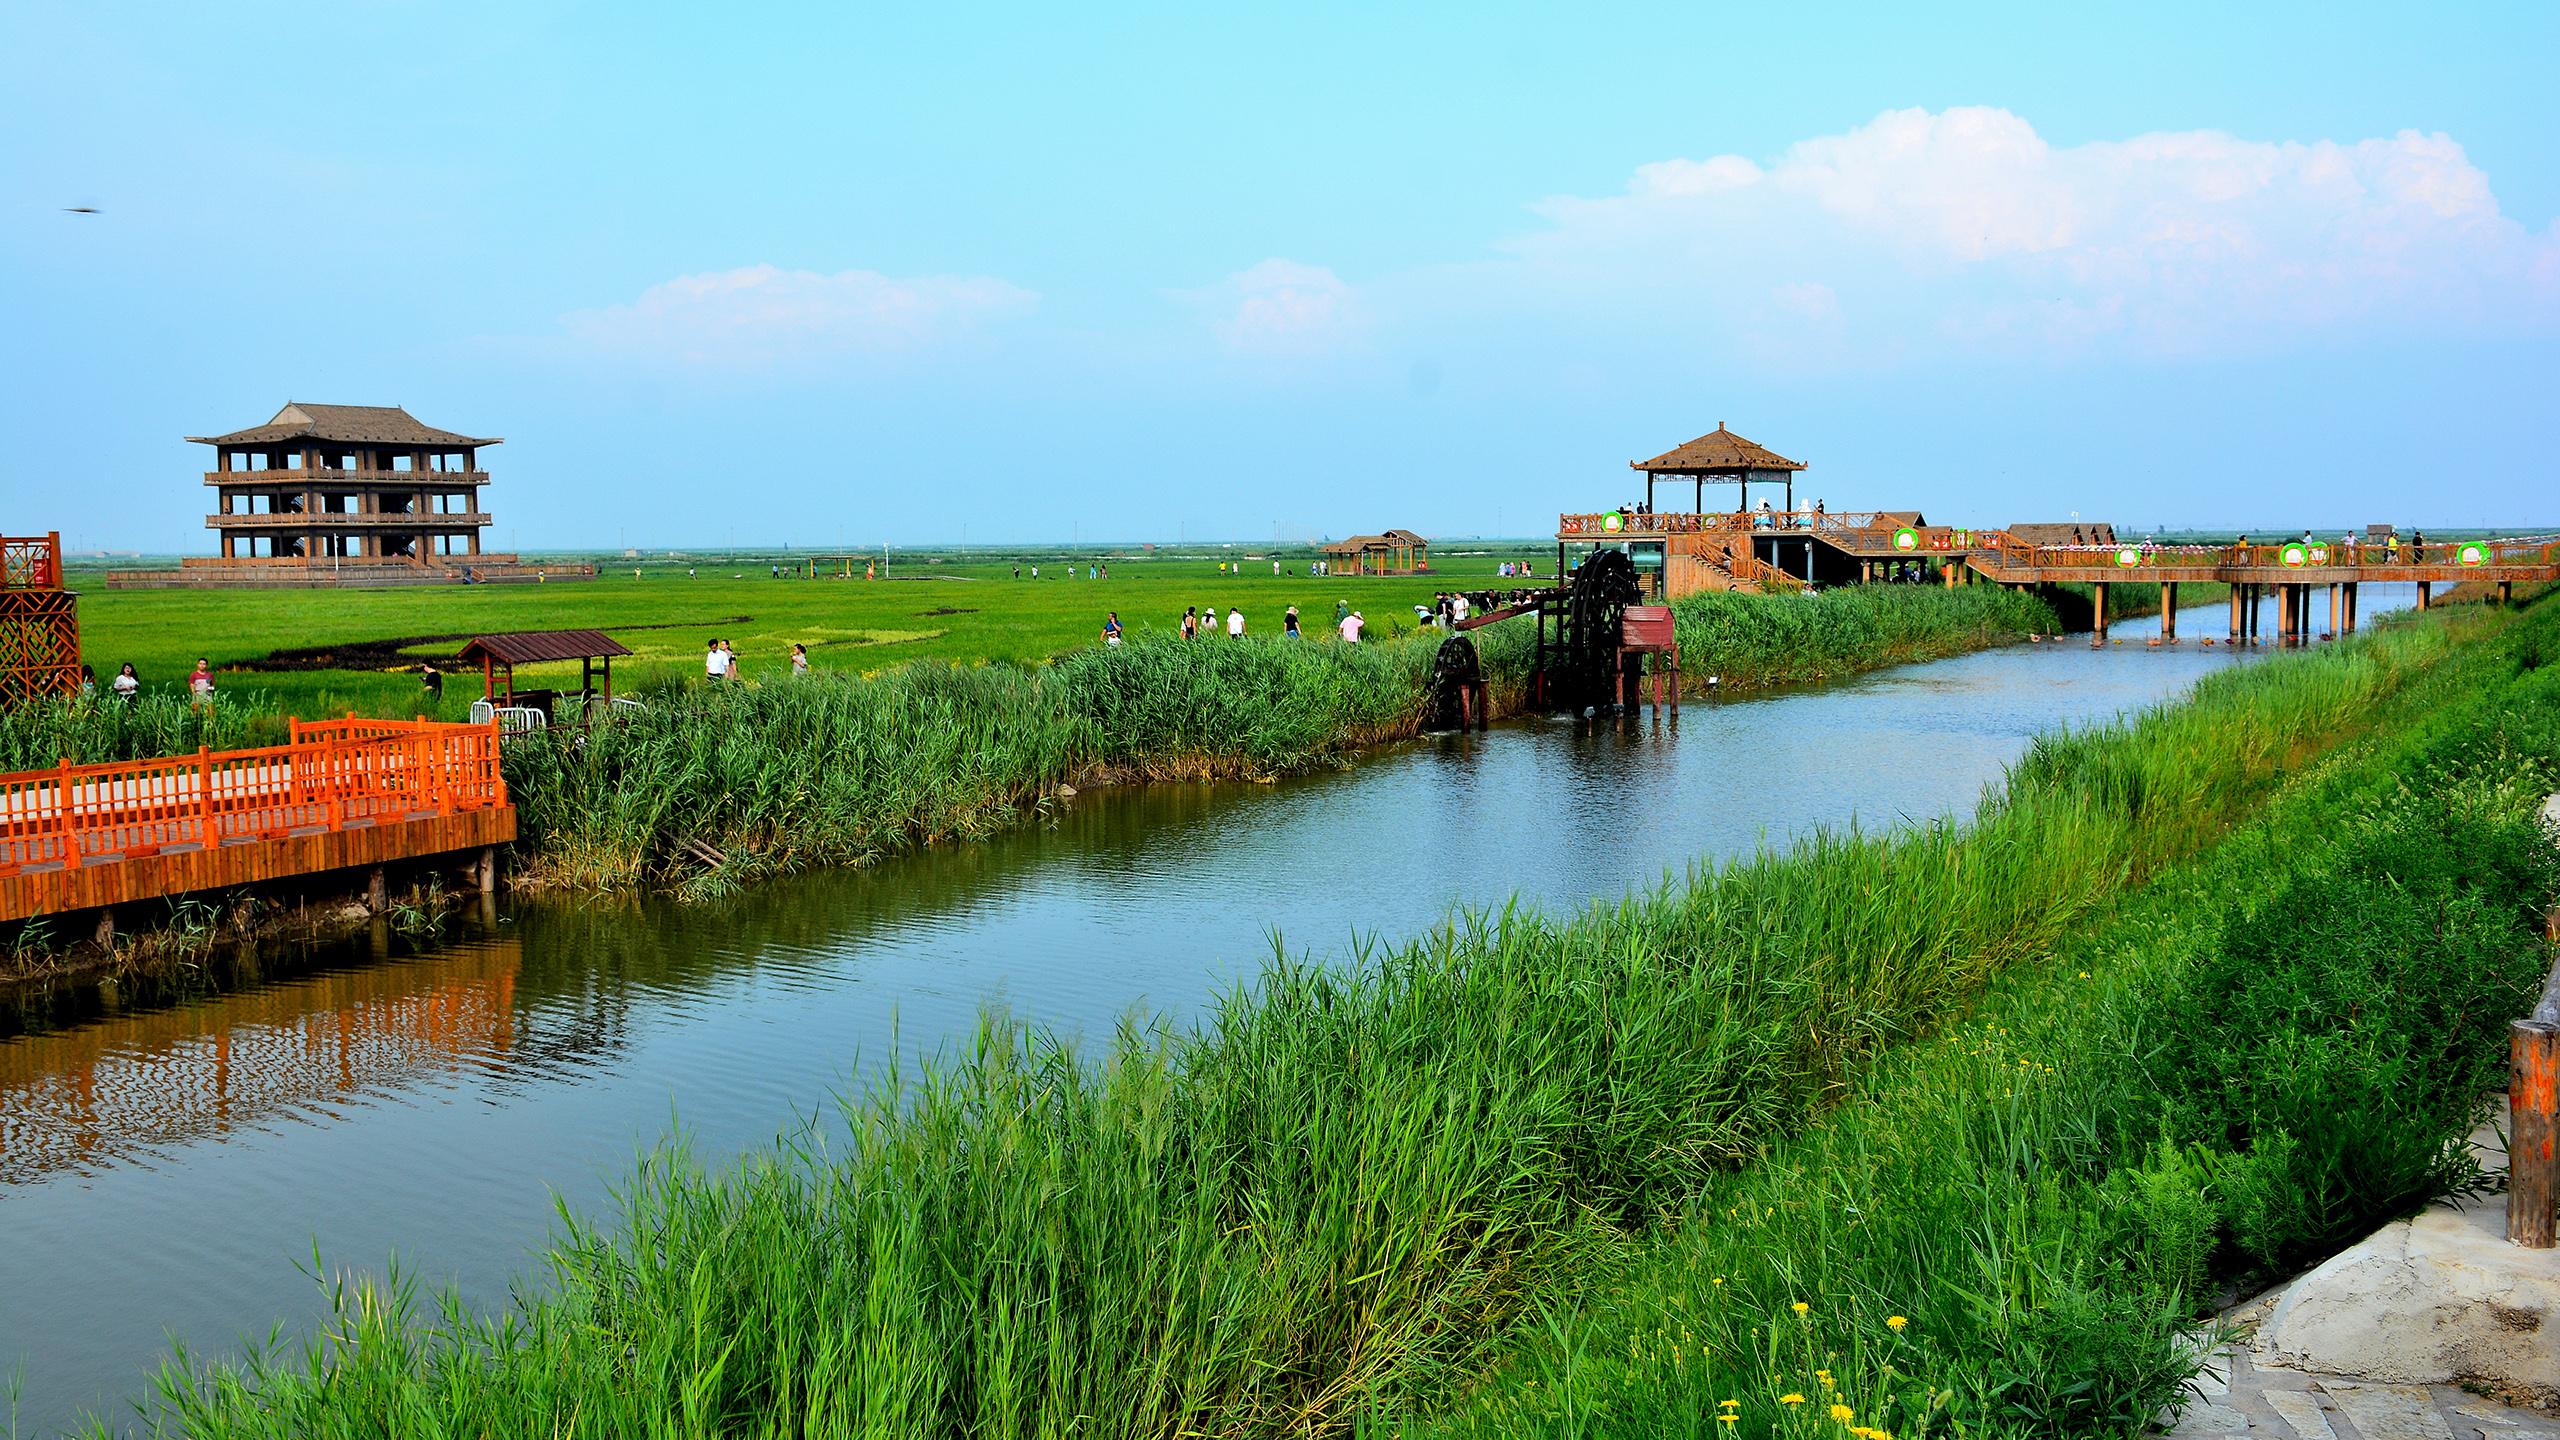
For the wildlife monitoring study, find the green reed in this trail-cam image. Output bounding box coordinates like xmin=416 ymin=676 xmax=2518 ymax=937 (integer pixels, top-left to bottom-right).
xmin=0 ymin=690 xmax=268 ymax=771
xmin=98 ymin=596 xmax=2515 ymax=1440
xmin=1423 ymin=602 xmax=2560 ymax=1439
xmin=1669 ymin=584 xmax=2055 ymax=691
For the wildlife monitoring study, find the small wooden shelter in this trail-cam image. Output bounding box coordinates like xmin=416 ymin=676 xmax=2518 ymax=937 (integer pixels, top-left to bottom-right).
xmin=455 ymin=629 xmax=631 ymax=711
xmin=1631 ymin=422 xmax=1806 ymax=514
xmin=1324 ymin=529 xmax=1429 ymax=576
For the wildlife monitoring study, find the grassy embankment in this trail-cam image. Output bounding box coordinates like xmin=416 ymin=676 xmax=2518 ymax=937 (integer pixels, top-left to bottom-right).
xmin=506 ymin=584 xmax=2051 ymax=894
xmin=96 ymin=598 xmax=2551 ymax=1437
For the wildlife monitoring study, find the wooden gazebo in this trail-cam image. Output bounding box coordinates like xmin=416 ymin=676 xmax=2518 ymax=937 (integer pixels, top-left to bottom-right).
xmin=1324 ymin=529 xmax=1429 ymax=576
xmin=455 ymin=629 xmax=631 ymax=711
xmin=1632 ymin=422 xmax=1806 ymax=514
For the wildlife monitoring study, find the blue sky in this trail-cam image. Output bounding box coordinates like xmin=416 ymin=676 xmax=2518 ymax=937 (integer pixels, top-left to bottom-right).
xmin=5 ymin=1 xmax=2555 ymax=552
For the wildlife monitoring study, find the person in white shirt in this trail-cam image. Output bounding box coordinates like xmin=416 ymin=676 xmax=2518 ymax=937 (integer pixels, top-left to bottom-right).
xmin=706 ymin=639 xmax=729 ymax=681
xmin=1226 ymin=607 xmax=1245 ymax=638
xmin=112 ymin=662 xmax=141 ymax=705
xmin=790 ymin=643 xmax=809 ymax=676
xmin=1452 ymin=593 xmax=1470 ymax=624
xmin=1338 ymin=611 xmax=1364 ymax=642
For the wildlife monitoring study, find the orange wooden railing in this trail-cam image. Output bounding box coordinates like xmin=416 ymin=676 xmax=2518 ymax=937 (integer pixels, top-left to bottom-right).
xmin=0 ymin=718 xmax=505 ymax=874
xmin=2 ymin=533 xmax=64 ymax=589
xmin=1977 ymin=535 xmax=2560 ymax=574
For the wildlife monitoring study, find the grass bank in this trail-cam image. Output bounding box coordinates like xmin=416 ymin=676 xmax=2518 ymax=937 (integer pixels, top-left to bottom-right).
xmin=97 ymin=600 xmax=2514 ymax=1437
xmin=1420 ymin=603 xmax=2560 ymax=1437
xmin=505 ymin=585 xmax=2037 ymax=894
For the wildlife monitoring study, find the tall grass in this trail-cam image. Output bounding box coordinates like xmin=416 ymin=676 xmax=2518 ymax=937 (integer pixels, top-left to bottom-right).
xmin=1420 ymin=609 xmax=2560 ymax=1438
xmin=1669 ymin=584 xmax=2054 ymax=690
xmin=0 ymin=691 xmax=268 ymax=771
xmin=512 ymin=587 xmax=2033 ymax=893
xmin=98 ymin=599 xmax=2518 ymax=1439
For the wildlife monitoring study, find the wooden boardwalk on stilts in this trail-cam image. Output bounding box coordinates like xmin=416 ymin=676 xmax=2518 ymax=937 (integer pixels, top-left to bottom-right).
xmin=0 ymin=718 xmax=513 ymax=924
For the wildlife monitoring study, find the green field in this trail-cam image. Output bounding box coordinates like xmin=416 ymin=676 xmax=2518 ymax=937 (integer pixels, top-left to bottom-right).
xmin=70 ymin=546 xmax=1551 ymax=718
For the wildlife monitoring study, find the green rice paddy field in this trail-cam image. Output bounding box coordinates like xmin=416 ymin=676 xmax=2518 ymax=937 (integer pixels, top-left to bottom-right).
xmin=69 ymin=546 xmax=1553 ymax=718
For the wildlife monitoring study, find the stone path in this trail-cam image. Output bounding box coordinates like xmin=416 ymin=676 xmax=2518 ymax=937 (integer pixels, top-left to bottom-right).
xmin=2165 ymin=1296 xmax=2560 ymax=1439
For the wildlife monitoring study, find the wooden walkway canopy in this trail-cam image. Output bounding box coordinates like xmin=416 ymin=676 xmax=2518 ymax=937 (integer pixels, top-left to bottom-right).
xmin=456 ymin=629 xmax=631 ymax=706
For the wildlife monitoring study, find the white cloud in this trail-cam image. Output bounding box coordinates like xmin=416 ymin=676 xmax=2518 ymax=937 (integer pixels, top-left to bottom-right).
xmin=1496 ymin=106 xmax=2560 ymax=358
xmin=559 ymin=264 xmax=1035 ymax=368
xmin=1186 ymin=259 xmax=1360 ymax=356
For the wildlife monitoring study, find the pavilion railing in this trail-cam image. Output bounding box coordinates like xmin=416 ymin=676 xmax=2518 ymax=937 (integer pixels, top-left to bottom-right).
xmin=2 ymin=534 xmax=64 ymax=590
xmin=0 ymin=718 xmax=505 ymax=874
xmin=1977 ymin=536 xmax=2560 ymax=573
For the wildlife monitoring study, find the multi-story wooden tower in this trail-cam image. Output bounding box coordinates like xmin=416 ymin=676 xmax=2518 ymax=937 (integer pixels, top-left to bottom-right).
xmin=0 ymin=532 xmax=79 ymax=703
xmin=190 ymin=403 xmax=501 ymax=569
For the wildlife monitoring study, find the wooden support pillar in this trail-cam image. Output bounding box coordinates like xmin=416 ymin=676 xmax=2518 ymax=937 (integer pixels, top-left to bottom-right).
xmin=2091 ymin=581 xmax=2108 ymax=648
xmin=2276 ymin=584 xmax=2293 ymax=645
xmin=476 ymin=845 xmax=498 ymax=894
xmin=366 ymin=865 xmax=388 ymax=914
xmin=2499 ymin=580 xmax=2515 ymax=607
xmin=2229 ymin=584 xmax=2244 ymax=642
xmin=2343 ymin=583 xmax=2357 ymax=633
xmin=2162 ymin=582 xmax=2178 ymax=641
xmin=2418 ymin=580 xmax=2432 ymax=610
xmin=2515 ymin=1017 xmax=2559 ymax=1248
xmin=93 ymin=907 xmax=115 ymax=949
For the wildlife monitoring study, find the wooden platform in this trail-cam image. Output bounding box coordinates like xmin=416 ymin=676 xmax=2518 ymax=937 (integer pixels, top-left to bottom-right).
xmin=0 ymin=718 xmax=511 ymax=924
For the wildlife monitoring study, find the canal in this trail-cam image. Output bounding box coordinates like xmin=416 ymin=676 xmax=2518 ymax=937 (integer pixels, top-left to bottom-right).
xmin=0 ymin=587 xmax=2404 ymax=1434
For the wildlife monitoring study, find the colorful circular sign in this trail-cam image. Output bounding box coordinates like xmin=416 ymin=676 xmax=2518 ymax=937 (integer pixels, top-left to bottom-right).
xmin=2115 ymin=547 xmax=2142 ymax=567
xmin=2458 ymin=541 xmax=2488 ymax=566
xmin=1602 ymin=512 xmax=1624 ymax=533
xmin=1892 ymin=527 xmax=1919 ymax=552
xmin=2307 ymin=544 xmax=2331 ymax=565
xmin=2281 ymin=542 xmax=2309 ymax=567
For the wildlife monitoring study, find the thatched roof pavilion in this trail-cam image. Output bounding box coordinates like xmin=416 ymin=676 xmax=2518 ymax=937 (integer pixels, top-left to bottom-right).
xmin=1630 ymin=422 xmax=1806 ymax=513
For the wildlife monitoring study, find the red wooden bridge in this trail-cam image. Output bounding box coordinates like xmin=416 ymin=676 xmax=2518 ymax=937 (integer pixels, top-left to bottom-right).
xmin=0 ymin=718 xmax=513 ymax=928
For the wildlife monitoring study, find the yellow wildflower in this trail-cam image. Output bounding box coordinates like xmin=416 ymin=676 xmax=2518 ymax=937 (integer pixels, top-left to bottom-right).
xmin=1792 ymin=1301 xmax=1810 ymax=1315
xmin=1885 ymin=1315 xmax=1908 ymax=1332
xmin=1780 ymin=1393 xmax=1807 ymax=1406
xmin=1831 ymin=1403 xmax=1855 ymax=1422
xmin=1720 ymin=1399 xmax=1739 ymax=1411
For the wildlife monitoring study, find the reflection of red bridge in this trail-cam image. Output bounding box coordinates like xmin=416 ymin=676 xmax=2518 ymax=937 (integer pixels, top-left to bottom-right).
xmin=0 ymin=718 xmax=513 ymax=926
xmin=0 ymin=940 xmax=521 ymax=1184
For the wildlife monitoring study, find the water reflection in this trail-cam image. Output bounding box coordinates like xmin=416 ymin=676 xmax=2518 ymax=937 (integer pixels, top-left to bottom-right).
xmin=0 ymin=585 xmax=2417 ymax=1436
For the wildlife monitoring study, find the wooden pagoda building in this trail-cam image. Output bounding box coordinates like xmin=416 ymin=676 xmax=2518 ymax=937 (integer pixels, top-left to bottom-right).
xmin=109 ymin=403 xmax=589 ymax=589
xmin=1632 ymin=421 xmax=1806 ymax=513
xmin=1324 ymin=529 xmax=1430 ymax=576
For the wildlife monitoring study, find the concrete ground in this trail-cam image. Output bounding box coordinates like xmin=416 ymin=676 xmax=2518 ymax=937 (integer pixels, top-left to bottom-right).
xmin=2166 ymin=1295 xmax=2560 ymax=1439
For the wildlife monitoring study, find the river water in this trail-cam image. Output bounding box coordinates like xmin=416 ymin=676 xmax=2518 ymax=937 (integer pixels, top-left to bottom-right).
xmin=0 ymin=587 xmax=2404 ymax=1435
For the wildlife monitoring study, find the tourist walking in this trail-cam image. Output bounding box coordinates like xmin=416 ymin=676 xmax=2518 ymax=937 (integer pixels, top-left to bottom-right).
xmin=112 ymin=662 xmax=140 ymax=706
xmin=1226 ymin=606 xmax=1245 ymax=638
xmin=1103 ymin=611 xmax=1123 ymax=646
xmin=706 ymin=638 xmax=728 ymax=682
xmin=791 ymin=643 xmax=809 ymax=676
xmin=1338 ymin=609 xmax=1363 ymax=643
xmin=725 ymin=642 xmax=745 ymax=682
xmin=189 ymin=658 xmax=216 ymax=706
xmin=1452 ymin=592 xmax=1470 ymax=625
xmin=1284 ymin=605 xmax=1300 ymax=638
xmin=420 ymin=662 xmax=443 ymax=706
xmin=1181 ymin=606 xmax=1198 ymax=640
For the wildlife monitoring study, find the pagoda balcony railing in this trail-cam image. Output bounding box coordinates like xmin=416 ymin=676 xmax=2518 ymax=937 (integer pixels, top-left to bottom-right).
xmin=2 ymin=533 xmax=65 ymax=589
xmin=1558 ymin=509 xmax=1907 ymax=538
xmin=1975 ymin=535 xmax=2560 ymax=573
xmin=205 ymin=469 xmax=489 ymax=486
xmin=209 ymin=512 xmax=493 ymax=530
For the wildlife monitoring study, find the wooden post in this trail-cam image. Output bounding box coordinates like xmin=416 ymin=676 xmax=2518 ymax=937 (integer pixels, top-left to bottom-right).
xmin=2162 ymin=581 xmax=2177 ymax=641
xmin=2515 ymin=1017 xmax=2559 ymax=1248
xmin=476 ymin=845 xmax=498 ymax=894
xmin=2091 ymin=581 xmax=2108 ymax=649
xmin=93 ymin=906 xmax=114 ymax=949
xmin=366 ymin=865 xmax=388 ymax=913
xmin=2418 ymin=580 xmax=2432 ymax=610
xmin=199 ymin=746 xmax=217 ymax=843
xmin=2500 ymin=580 xmax=2514 ymax=607
xmin=2229 ymin=585 xmax=2243 ymax=641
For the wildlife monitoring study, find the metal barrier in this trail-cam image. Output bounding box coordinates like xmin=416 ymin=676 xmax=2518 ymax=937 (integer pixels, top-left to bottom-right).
xmin=0 ymin=718 xmax=506 ymax=874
